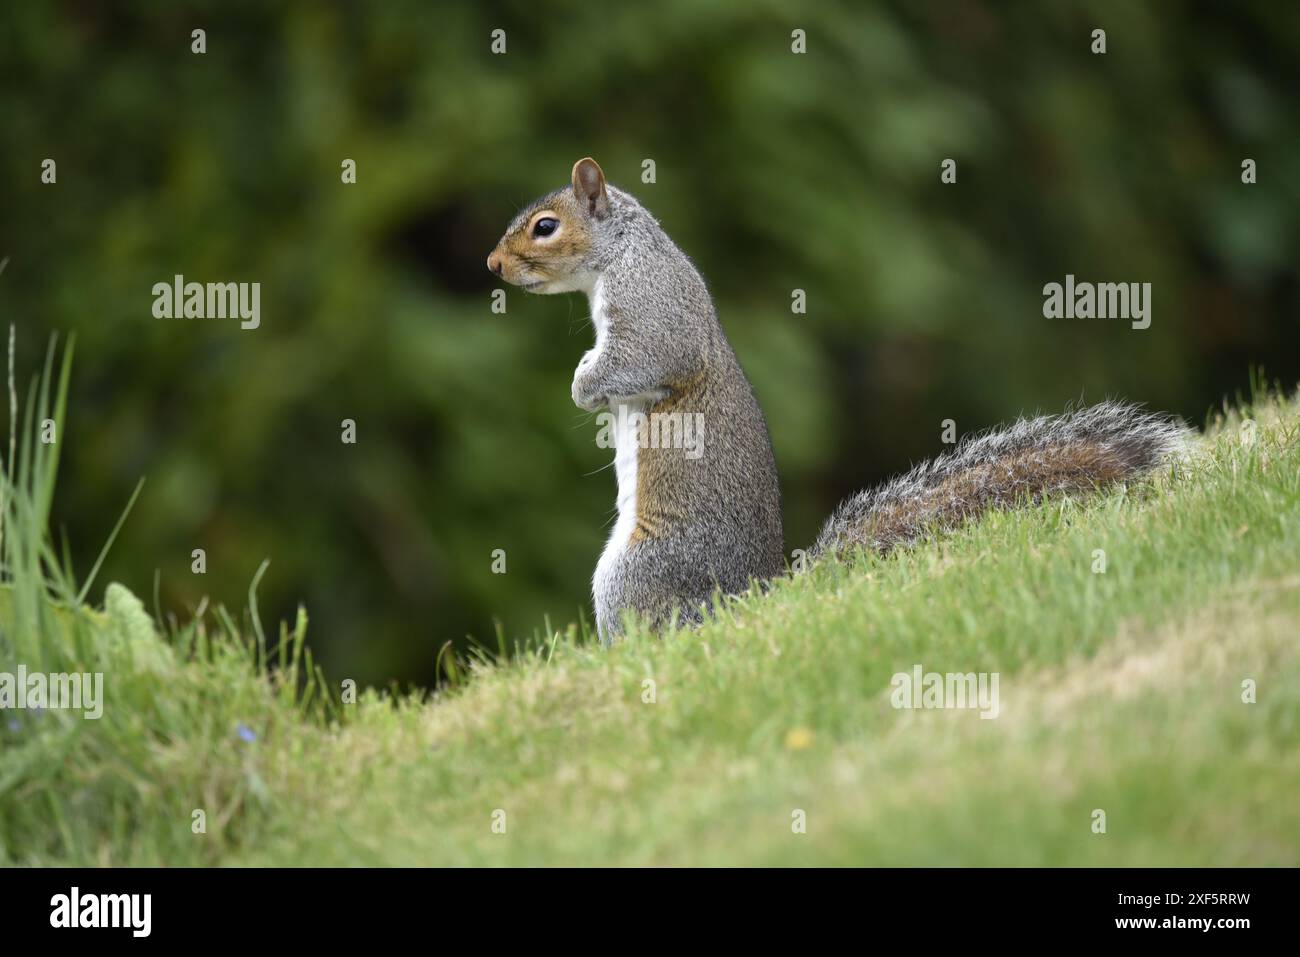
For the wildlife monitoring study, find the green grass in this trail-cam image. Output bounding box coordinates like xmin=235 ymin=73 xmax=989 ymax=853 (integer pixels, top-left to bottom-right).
xmin=2 ymin=338 xmax=1298 ymax=865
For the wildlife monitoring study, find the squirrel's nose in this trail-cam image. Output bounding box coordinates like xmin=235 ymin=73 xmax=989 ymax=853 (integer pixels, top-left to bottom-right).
xmin=487 ymin=253 xmax=503 ymax=276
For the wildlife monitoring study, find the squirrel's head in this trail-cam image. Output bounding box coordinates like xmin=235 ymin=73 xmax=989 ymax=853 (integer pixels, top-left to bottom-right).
xmin=487 ymin=157 xmax=615 ymax=295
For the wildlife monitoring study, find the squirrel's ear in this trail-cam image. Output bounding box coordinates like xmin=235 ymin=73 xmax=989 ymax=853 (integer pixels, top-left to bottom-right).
xmin=572 ymin=157 xmax=609 ymax=218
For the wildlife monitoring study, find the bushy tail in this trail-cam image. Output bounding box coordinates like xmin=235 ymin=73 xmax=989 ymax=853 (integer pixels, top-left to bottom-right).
xmin=811 ymin=401 xmax=1191 ymax=559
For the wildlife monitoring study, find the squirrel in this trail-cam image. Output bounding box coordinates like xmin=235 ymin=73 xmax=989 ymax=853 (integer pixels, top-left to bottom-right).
xmin=488 ymin=158 xmax=1190 ymax=642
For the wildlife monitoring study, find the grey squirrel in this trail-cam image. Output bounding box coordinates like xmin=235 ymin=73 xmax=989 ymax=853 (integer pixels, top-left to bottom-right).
xmin=488 ymin=158 xmax=1189 ymax=641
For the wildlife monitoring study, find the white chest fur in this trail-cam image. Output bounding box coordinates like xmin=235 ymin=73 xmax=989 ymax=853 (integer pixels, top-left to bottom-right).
xmin=589 ymin=280 xmax=642 ymax=603
xmin=598 ymin=396 xmax=643 ymax=564
xmin=587 ymin=278 xmax=631 ymax=598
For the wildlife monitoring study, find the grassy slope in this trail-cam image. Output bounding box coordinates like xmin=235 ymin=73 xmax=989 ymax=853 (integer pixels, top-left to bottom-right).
xmin=2 ymin=392 xmax=1299 ymax=866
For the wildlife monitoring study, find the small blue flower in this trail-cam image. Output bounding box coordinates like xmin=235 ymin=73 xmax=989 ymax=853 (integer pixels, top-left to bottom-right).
xmin=236 ymin=723 xmax=257 ymax=743
xmin=6 ymin=719 xmax=18 ymax=733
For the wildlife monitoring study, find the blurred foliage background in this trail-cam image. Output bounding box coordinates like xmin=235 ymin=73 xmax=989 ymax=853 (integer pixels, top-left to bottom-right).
xmin=2 ymin=1 xmax=1297 ymax=688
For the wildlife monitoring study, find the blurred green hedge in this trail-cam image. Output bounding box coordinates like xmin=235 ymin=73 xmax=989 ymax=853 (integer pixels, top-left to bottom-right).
xmin=2 ymin=0 xmax=1297 ymax=685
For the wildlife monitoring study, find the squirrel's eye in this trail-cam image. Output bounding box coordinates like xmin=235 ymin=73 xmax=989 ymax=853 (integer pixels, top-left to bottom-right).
xmin=532 ymin=217 xmax=559 ymax=238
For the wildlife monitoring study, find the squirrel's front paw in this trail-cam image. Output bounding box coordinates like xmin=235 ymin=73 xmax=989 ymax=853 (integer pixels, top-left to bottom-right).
xmin=571 ymin=371 xmax=607 ymax=412
xmin=571 ymin=355 xmax=608 ymax=411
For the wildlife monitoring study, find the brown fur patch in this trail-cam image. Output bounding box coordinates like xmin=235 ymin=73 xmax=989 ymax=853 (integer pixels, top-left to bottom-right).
xmin=629 ymin=370 xmax=708 ymax=544
xmin=490 ymin=193 xmax=593 ymax=287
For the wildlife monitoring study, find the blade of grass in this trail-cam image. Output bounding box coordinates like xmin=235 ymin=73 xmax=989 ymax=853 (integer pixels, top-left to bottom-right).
xmin=74 ymin=477 xmax=145 ymax=605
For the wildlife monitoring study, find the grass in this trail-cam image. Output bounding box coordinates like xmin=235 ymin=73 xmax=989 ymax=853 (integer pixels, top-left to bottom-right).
xmin=1 ymin=336 xmax=1298 ymax=866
